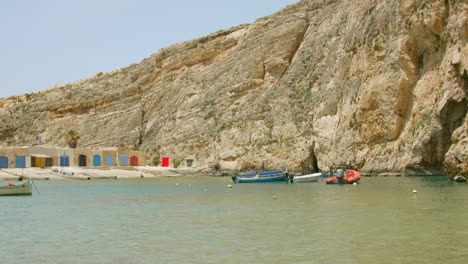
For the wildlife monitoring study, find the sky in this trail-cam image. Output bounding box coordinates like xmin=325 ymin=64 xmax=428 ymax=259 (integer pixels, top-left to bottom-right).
xmin=0 ymin=0 xmax=300 ymax=98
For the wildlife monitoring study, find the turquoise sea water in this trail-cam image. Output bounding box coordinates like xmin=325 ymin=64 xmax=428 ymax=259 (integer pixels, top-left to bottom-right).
xmin=1 ymin=176 xmax=467 ymax=264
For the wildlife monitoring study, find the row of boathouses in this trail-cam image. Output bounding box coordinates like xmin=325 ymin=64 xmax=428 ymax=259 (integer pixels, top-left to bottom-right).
xmin=0 ymin=145 xmax=146 ymax=169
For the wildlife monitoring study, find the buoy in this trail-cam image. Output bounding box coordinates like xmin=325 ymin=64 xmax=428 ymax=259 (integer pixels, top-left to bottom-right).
xmin=227 ymin=184 xmax=232 ymax=188
xmin=353 ymin=182 xmax=357 ymax=185
xmin=273 ymin=196 xmax=277 ymax=199
xmin=413 ymin=189 xmax=417 ymax=193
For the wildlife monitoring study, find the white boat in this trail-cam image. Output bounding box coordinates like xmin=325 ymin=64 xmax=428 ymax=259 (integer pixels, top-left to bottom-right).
xmin=292 ymin=172 xmax=322 ymax=183
xmin=0 ymin=180 xmax=33 ymax=196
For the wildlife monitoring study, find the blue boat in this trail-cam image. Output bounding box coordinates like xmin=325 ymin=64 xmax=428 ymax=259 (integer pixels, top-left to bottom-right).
xmin=231 ymin=171 xmax=288 ymax=183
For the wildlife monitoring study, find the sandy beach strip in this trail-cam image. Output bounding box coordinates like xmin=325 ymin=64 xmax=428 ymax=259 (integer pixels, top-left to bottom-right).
xmin=0 ymin=166 xmax=208 ymax=181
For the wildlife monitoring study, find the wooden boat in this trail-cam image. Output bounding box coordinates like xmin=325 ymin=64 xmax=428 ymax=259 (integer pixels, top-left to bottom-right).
xmin=231 ymin=171 xmax=288 ymax=183
xmin=326 ymin=170 xmax=361 ymax=184
xmin=0 ymin=180 xmax=33 ymax=196
xmin=292 ymin=172 xmax=322 ymax=183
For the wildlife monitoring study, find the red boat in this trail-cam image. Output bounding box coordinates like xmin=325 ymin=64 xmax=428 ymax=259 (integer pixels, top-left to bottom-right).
xmin=325 ymin=169 xmax=361 ymax=184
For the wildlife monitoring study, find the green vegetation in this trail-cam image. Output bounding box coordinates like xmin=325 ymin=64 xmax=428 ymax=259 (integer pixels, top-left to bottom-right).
xmin=65 ymin=129 xmax=80 ymax=148
xmin=152 ymin=154 xmax=161 ymax=166
xmin=146 ymin=65 xmax=155 ymax=74
xmin=264 ymin=113 xmax=274 ymax=128
xmin=411 ymin=116 xmax=432 ymax=136
xmin=204 ymin=108 xmax=216 ymax=120
xmin=130 ymin=72 xmax=140 ymax=82
xmin=173 ymin=159 xmax=182 ymax=168
xmin=295 ymin=112 xmax=306 ymax=124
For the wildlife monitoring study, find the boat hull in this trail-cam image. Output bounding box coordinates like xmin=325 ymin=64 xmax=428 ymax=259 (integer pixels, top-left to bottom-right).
xmin=0 ymin=180 xmax=33 ymax=196
xmin=326 ymin=170 xmax=361 ymax=184
xmin=293 ymin=172 xmax=322 ymax=183
xmin=233 ymin=171 xmax=287 ymax=183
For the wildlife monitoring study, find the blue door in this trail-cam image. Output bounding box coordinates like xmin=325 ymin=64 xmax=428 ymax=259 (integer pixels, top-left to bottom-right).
xmin=119 ymin=154 xmax=128 ymax=166
xmin=79 ymin=155 xmax=87 ymax=166
xmin=60 ymin=155 xmax=70 ymax=167
xmin=15 ymin=156 xmax=26 ymax=168
xmin=93 ymin=155 xmax=101 ymax=166
xmin=0 ymin=156 xmax=9 ymax=168
xmin=105 ymin=156 xmax=114 ymax=166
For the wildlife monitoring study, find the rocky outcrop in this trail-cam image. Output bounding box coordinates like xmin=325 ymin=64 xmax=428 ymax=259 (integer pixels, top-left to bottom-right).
xmin=0 ymin=0 xmax=467 ymax=176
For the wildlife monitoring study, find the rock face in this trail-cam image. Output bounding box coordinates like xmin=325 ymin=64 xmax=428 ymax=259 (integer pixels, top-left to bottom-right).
xmin=0 ymin=0 xmax=467 ymax=176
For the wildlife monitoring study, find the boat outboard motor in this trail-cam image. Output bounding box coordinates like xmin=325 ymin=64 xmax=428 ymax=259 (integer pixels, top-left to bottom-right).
xmin=335 ymin=169 xmax=344 ymax=184
xmin=231 ymin=175 xmax=237 ymax=183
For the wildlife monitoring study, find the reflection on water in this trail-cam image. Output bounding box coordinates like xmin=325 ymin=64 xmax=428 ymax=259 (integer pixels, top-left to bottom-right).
xmin=1 ymin=176 xmax=467 ymax=263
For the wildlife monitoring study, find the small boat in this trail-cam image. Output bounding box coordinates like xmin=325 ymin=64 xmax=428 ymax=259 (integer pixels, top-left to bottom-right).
xmin=454 ymin=176 xmax=467 ymax=182
xmin=0 ymin=180 xmax=33 ymax=196
xmin=292 ymin=172 xmax=322 ymax=183
xmin=231 ymin=171 xmax=288 ymax=183
xmin=326 ymin=170 xmax=361 ymax=184
xmin=321 ymin=171 xmax=332 ymax=178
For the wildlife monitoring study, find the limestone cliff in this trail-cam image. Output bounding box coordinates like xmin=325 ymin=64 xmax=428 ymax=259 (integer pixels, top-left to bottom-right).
xmin=1 ymin=0 xmax=467 ymax=177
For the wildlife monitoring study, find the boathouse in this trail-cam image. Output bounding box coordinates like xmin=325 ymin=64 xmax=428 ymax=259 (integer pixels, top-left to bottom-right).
xmin=0 ymin=146 xmax=146 ymax=168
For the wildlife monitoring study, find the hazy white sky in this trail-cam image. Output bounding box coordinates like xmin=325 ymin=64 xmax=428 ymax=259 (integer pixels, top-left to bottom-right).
xmin=0 ymin=0 xmax=300 ymax=98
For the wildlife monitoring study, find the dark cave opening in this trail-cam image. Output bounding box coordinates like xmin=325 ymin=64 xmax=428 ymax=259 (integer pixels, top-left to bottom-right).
xmin=428 ymin=98 xmax=467 ymax=167
xmin=301 ymin=143 xmax=320 ymax=174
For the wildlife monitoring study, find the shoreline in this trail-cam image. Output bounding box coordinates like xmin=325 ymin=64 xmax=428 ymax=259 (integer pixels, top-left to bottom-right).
xmin=0 ymin=166 xmax=211 ymax=181
xmin=0 ymin=167 xmax=450 ymax=181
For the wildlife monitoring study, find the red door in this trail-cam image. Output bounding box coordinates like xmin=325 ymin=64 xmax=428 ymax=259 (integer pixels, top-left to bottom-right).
xmin=130 ymin=156 xmax=138 ymax=166
xmin=162 ymin=157 xmax=170 ymax=167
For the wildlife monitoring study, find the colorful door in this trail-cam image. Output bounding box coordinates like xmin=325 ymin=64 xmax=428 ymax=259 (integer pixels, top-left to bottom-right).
xmin=15 ymin=156 xmax=26 ymax=168
xmin=93 ymin=155 xmax=101 ymax=166
xmin=130 ymin=156 xmax=138 ymax=166
xmin=60 ymin=155 xmax=70 ymax=167
xmin=119 ymin=154 xmax=128 ymax=166
xmin=105 ymin=156 xmax=114 ymax=166
xmin=0 ymin=156 xmax=8 ymax=168
xmin=162 ymin=157 xmax=170 ymax=167
xmin=31 ymin=157 xmax=37 ymax=167
xmin=79 ymin=155 xmax=87 ymax=166
xmin=45 ymin=158 xmax=53 ymax=167
xmin=31 ymin=157 xmax=43 ymax=167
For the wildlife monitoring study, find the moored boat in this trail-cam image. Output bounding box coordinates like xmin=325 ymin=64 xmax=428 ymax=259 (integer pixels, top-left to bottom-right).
xmin=321 ymin=171 xmax=332 ymax=178
xmin=326 ymin=170 xmax=361 ymax=184
xmin=232 ymin=171 xmax=288 ymax=183
xmin=292 ymin=172 xmax=322 ymax=183
xmin=0 ymin=180 xmax=33 ymax=196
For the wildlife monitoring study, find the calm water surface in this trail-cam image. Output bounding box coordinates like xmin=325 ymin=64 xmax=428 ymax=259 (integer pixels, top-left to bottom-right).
xmin=1 ymin=176 xmax=467 ymax=264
